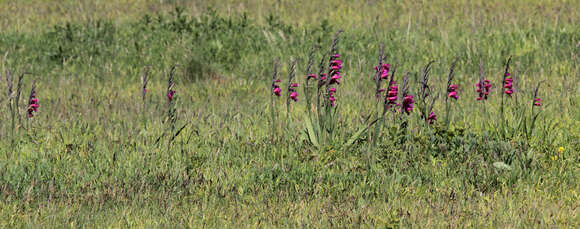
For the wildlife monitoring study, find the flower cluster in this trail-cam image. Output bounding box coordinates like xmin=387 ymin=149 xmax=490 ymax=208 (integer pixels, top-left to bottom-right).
xmin=27 ymin=88 xmax=39 ymax=118
xmin=401 ymin=95 xmax=414 ymax=115
xmin=448 ymin=84 xmax=459 ymax=100
xmin=385 ymin=81 xmax=399 ymax=109
xmin=375 ymin=63 xmax=391 ymax=95
xmin=503 ymin=72 xmax=514 ymax=97
xmin=272 ymin=79 xmax=282 ymax=97
xmin=328 ymin=87 xmax=337 ymax=106
xmin=289 ymin=83 xmax=298 ymax=102
xmin=533 ymin=98 xmax=541 ymax=106
xmin=328 ymin=54 xmax=342 ymax=85
xmin=427 ymin=112 xmax=437 ymax=124
xmin=167 ymin=89 xmax=176 ymax=101
xmin=476 ymin=79 xmax=492 ymax=100
xmin=327 ymin=53 xmax=342 ymax=106
xmin=374 ymin=63 xmax=391 ymax=81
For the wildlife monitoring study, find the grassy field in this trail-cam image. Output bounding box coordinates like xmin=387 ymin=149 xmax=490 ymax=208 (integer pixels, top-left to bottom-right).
xmin=1 ymin=0 xmax=579 ymax=227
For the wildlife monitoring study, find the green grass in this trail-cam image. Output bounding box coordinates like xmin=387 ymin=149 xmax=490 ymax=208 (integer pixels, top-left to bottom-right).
xmin=1 ymin=0 xmax=579 ymax=227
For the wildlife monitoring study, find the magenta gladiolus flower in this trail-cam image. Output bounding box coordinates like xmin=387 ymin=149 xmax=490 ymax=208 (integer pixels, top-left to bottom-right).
xmin=533 ymin=98 xmax=541 ymax=106
xmin=448 ymin=91 xmax=458 ymax=99
xmin=427 ymin=112 xmax=437 ymax=124
xmin=272 ymin=78 xmax=282 ymax=97
xmin=27 ymin=88 xmax=39 ymax=118
xmin=385 ymin=81 xmax=399 ymax=109
xmin=374 ymin=63 xmax=391 ymax=80
xmin=167 ymin=90 xmax=176 ymax=101
xmin=288 ymin=83 xmax=299 ymax=102
xmin=307 ymin=74 xmax=317 ymax=81
xmin=401 ymin=95 xmax=414 ymax=115
xmin=325 ymin=51 xmax=342 ymax=106
xmin=448 ymin=84 xmax=459 ymax=100
xmin=290 ymin=92 xmax=298 ymax=101
xmin=476 ymin=79 xmax=492 ymax=101
xmin=273 ymin=87 xmax=281 ymax=96
xmin=504 ymin=73 xmax=514 ymax=97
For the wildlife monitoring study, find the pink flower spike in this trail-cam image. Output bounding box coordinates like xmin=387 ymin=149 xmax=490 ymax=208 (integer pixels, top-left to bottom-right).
xmin=275 ymin=79 xmax=281 ymax=83
xmin=291 ymin=83 xmax=299 ymax=88
xmin=449 ymin=84 xmax=458 ymax=90
xmin=329 ymin=88 xmax=337 ymax=93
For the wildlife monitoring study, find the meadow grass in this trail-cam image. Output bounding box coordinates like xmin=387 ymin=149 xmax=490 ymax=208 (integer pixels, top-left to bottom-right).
xmin=1 ymin=0 xmax=579 ymax=227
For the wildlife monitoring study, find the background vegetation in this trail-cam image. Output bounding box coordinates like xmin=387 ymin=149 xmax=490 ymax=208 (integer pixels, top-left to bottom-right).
xmin=0 ymin=0 xmax=579 ymax=227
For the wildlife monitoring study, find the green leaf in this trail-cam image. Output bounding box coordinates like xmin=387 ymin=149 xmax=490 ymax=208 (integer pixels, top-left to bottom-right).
xmin=493 ymin=161 xmax=512 ymax=170
xmin=304 ymin=116 xmax=319 ymax=148
xmin=343 ymin=118 xmax=379 ymax=149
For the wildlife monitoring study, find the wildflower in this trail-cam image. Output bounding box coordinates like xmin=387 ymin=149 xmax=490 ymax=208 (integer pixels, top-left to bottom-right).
xmin=328 ymin=55 xmax=342 ymax=85
xmin=273 ymin=87 xmax=281 ymax=96
xmin=290 ymin=92 xmax=298 ymax=101
xmin=167 ymin=90 xmax=176 ymax=101
xmin=385 ymin=82 xmax=399 ymax=109
xmin=374 ymin=63 xmax=391 ymax=80
xmin=374 ymin=62 xmax=391 ymax=98
xmin=289 ymin=83 xmax=299 ymax=102
xmin=504 ymin=73 xmax=514 ymax=97
xmin=272 ymin=79 xmax=281 ymax=97
xmin=448 ymin=84 xmax=459 ymax=100
xmin=476 ymin=79 xmax=492 ymax=100
xmin=328 ymin=88 xmax=337 ymax=107
xmin=533 ymin=98 xmax=541 ymax=106
xmin=401 ymin=95 xmax=414 ymax=115
xmin=326 ymin=51 xmax=342 ymax=106
xmin=427 ymin=112 xmax=437 ymax=124
xmin=27 ymin=86 xmax=39 ymax=118
xmin=307 ymin=73 xmax=317 ymax=81
xmin=558 ymin=146 xmax=564 ymax=153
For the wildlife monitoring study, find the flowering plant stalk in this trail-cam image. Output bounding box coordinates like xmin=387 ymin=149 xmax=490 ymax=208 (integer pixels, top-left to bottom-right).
xmin=444 ymin=59 xmax=458 ymax=128
xmin=526 ymin=81 xmax=543 ymax=140
xmin=286 ymin=59 xmax=298 ymax=115
xmin=163 ymin=66 xmax=187 ymax=151
xmin=476 ymin=60 xmax=492 ymax=129
xmin=141 ymin=67 xmax=150 ymax=131
xmin=314 ymin=30 xmax=343 ymax=141
xmin=418 ymin=61 xmax=436 ymax=124
xmin=370 ymin=43 xmax=386 ymax=147
xmin=500 ymin=56 xmax=512 ymax=138
xmin=269 ymin=58 xmax=281 ymax=140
